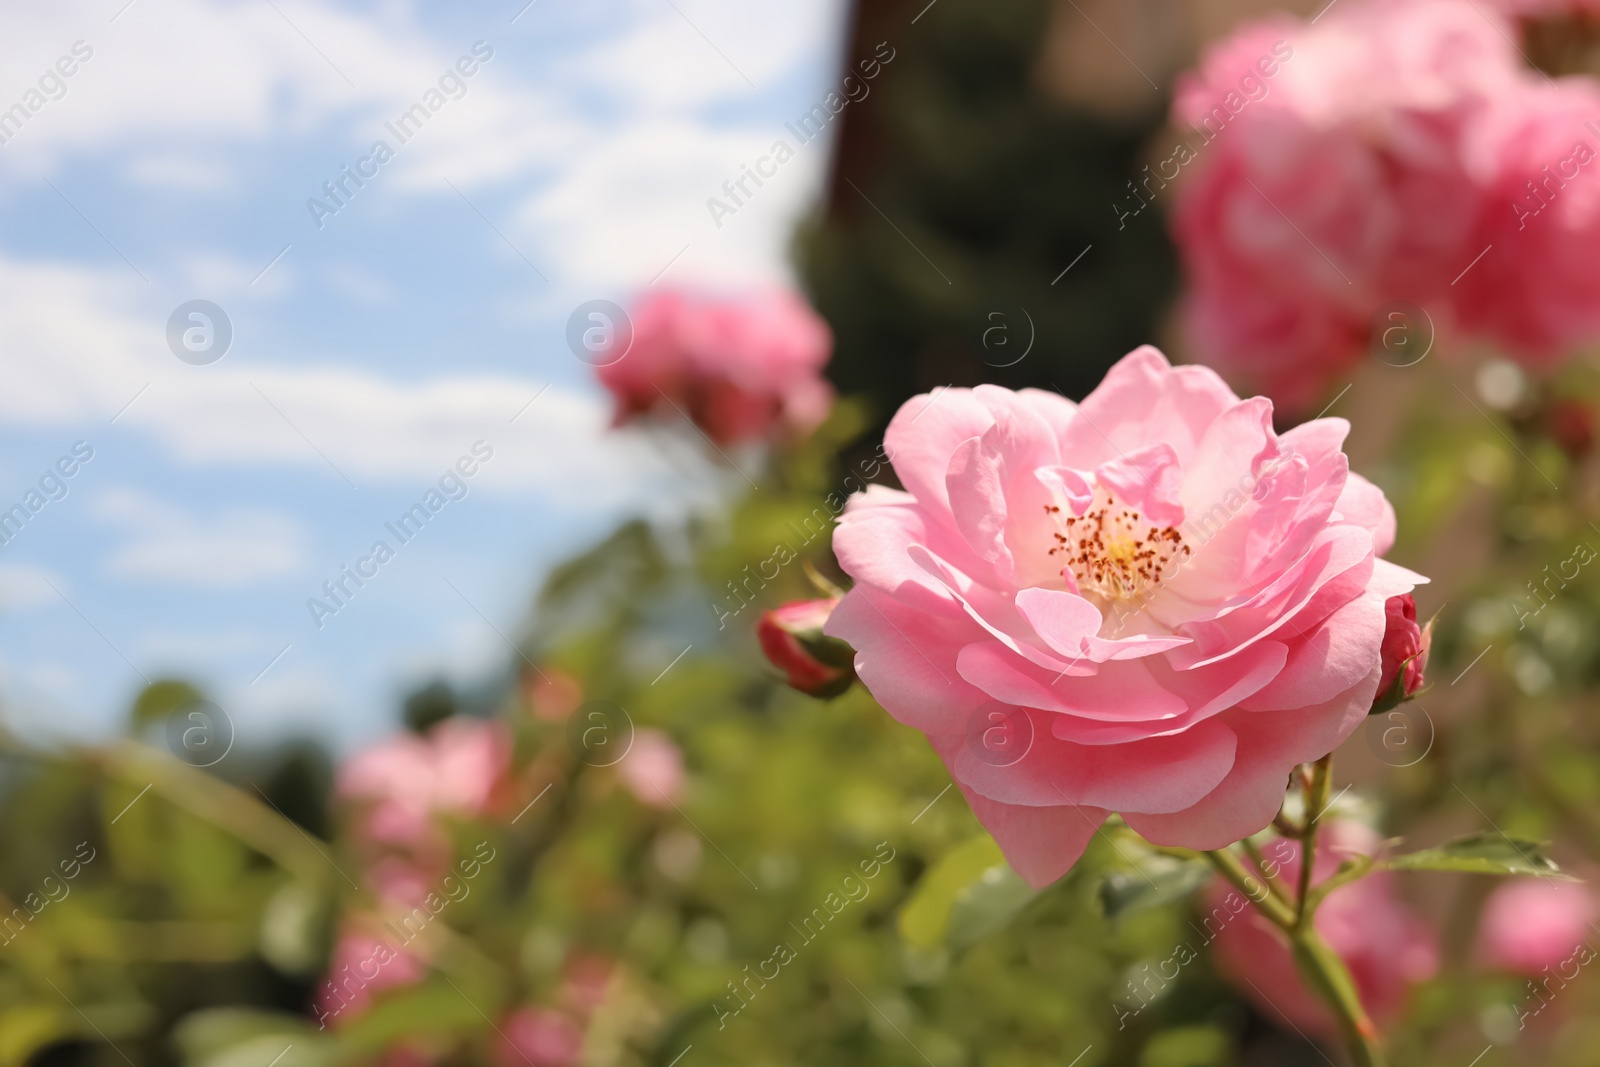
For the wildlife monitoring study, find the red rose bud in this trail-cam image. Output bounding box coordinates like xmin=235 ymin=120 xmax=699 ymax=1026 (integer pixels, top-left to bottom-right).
xmin=1372 ymin=593 xmax=1430 ymax=713
xmin=757 ymin=599 xmax=857 ymax=699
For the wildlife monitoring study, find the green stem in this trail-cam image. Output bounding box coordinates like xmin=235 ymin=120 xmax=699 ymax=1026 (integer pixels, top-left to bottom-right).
xmin=1289 ymin=925 xmax=1385 ymax=1067
xmin=1203 ymin=847 xmax=1293 ymax=928
xmin=1209 ymin=753 xmax=1383 ymax=1067
xmin=90 ymin=741 xmax=337 ymax=888
xmin=1240 ymin=837 xmax=1294 ymax=910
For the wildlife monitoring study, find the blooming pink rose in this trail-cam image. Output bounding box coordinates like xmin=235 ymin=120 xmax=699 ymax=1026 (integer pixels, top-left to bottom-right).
xmin=825 ymin=348 xmax=1425 ymax=886
xmin=617 ymin=728 xmax=685 ymax=808
xmin=1478 ymin=878 xmax=1600 ymax=975
xmin=338 ymin=717 xmax=510 ymax=847
xmin=1208 ymin=821 xmax=1438 ymax=1035
xmin=315 ymin=924 xmax=427 ymax=1027
xmin=1170 ymin=0 xmax=1527 ymax=408
xmin=596 ymin=289 xmax=833 ymax=445
xmin=497 ymin=1008 xmax=583 ymax=1067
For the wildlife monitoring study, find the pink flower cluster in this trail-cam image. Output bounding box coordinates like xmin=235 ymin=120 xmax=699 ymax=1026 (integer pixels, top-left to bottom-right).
xmin=596 ymin=289 xmax=834 ymax=446
xmin=1172 ymin=0 xmax=1600 ymax=409
xmin=826 ymin=348 xmax=1424 ymax=886
xmin=315 ymin=718 xmax=511 ymax=1032
xmin=338 ymin=716 xmax=510 ymax=851
xmin=1209 ymin=821 xmax=1438 ymax=1034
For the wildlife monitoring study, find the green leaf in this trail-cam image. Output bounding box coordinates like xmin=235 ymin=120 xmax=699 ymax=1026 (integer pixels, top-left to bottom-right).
xmin=945 ymin=860 xmax=1037 ymax=951
xmin=1099 ymin=855 xmax=1212 ymax=921
xmin=898 ymin=834 xmax=1036 ymax=950
xmin=1384 ymin=832 xmax=1572 ymax=878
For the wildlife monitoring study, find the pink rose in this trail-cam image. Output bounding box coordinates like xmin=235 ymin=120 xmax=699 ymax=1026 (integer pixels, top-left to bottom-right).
xmin=617 ymin=728 xmax=685 ymax=808
xmin=1376 ymin=593 xmax=1430 ymax=704
xmin=1208 ymin=821 xmax=1438 ymax=1035
xmin=824 ymin=348 xmax=1425 ymax=886
xmin=596 ymin=289 xmax=833 ymax=445
xmin=1452 ymin=78 xmax=1600 ymax=361
xmin=1478 ymin=878 xmax=1600 ymax=975
xmin=338 ymin=717 xmax=510 ymax=847
xmin=497 ymin=1008 xmax=583 ymax=1067
xmin=757 ymin=598 xmax=857 ymax=698
xmin=1170 ymin=0 xmax=1528 ymax=407
xmin=315 ymin=924 xmax=427 ymax=1027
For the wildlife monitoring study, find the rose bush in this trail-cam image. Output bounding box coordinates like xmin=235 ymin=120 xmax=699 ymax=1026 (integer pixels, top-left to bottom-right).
xmin=825 ymin=347 xmax=1425 ymax=886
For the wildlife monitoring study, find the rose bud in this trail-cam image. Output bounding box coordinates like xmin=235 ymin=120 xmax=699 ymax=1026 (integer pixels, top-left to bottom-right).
xmin=1372 ymin=594 xmax=1430 ymax=713
xmin=757 ymin=599 xmax=857 ymax=699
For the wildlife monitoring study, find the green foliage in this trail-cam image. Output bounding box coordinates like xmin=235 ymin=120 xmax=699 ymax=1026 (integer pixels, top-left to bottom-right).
xmin=1384 ymin=833 xmax=1569 ymax=878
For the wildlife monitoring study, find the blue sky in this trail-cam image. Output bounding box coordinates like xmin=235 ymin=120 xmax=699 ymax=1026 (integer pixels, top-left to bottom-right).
xmin=0 ymin=0 xmax=848 ymax=750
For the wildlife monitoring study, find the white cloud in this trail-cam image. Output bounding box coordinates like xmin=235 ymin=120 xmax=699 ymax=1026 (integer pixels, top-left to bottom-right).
xmin=123 ymin=154 xmax=236 ymax=192
xmin=89 ymin=487 xmax=309 ymax=588
xmin=0 ymin=563 xmax=65 ymax=612
xmin=0 ymin=253 xmax=699 ymax=508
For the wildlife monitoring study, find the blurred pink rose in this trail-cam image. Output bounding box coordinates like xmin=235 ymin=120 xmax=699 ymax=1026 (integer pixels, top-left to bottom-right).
xmin=1478 ymin=878 xmax=1600 ymax=974
xmin=339 ymin=717 xmax=510 ymax=847
xmin=617 ymin=728 xmax=685 ymax=808
xmin=1209 ymin=821 xmax=1438 ymax=1035
xmin=596 ymin=288 xmax=833 ymax=445
xmin=497 ymin=1008 xmax=583 ymax=1067
xmin=1170 ymin=0 xmax=1564 ymax=407
xmin=825 ymin=348 xmax=1425 ymax=886
xmin=315 ymin=924 xmax=427 ymax=1027
xmin=1452 ymin=79 xmax=1600 ymax=360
